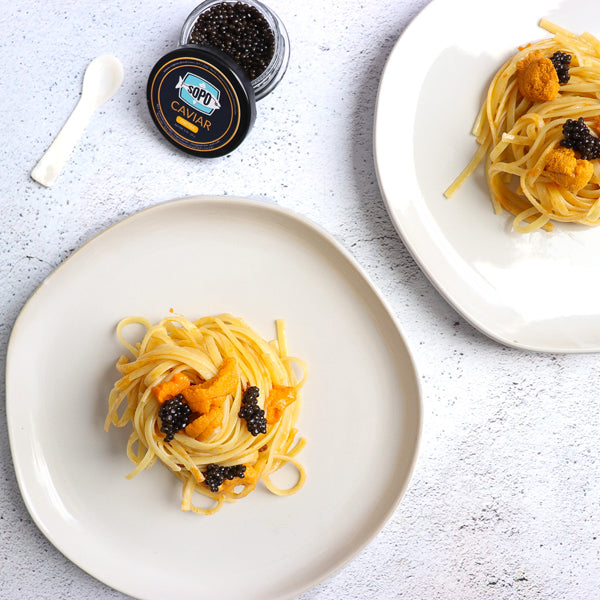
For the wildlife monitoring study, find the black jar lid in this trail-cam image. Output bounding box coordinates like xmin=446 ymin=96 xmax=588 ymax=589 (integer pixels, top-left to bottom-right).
xmin=147 ymin=45 xmax=256 ymax=158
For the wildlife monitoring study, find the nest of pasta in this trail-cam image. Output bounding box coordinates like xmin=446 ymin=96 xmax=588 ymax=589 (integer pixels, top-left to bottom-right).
xmin=446 ymin=19 xmax=600 ymax=233
xmin=105 ymin=313 xmax=307 ymax=515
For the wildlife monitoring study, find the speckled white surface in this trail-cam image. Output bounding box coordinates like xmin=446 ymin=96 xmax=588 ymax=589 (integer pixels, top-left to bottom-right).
xmin=2 ymin=1 xmax=600 ymax=599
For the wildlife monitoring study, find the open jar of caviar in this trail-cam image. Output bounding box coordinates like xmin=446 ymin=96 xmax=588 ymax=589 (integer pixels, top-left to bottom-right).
xmin=146 ymin=1 xmax=289 ymax=158
xmin=180 ymin=0 xmax=289 ymax=100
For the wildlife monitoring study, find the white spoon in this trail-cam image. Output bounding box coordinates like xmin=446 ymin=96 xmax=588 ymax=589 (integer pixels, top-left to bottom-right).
xmin=31 ymin=55 xmax=124 ymax=188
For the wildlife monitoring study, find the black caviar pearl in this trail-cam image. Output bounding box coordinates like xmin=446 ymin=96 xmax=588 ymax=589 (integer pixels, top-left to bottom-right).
xmin=550 ymin=51 xmax=571 ymax=84
xmin=189 ymin=1 xmax=275 ymax=80
xmin=239 ymin=385 xmax=267 ymax=435
xmin=561 ymin=117 xmax=600 ymax=160
xmin=157 ymin=394 xmax=192 ymax=442
xmin=204 ymin=463 xmax=247 ymax=492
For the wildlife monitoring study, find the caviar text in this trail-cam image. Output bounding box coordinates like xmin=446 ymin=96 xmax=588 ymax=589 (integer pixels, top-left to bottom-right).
xmin=171 ymin=101 xmax=212 ymax=130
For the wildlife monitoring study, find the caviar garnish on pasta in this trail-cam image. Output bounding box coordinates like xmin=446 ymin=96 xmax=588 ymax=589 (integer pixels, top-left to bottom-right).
xmin=445 ymin=20 xmax=600 ymax=233
xmin=561 ymin=117 xmax=600 ymax=159
xmin=550 ymin=51 xmax=572 ymax=84
xmin=104 ymin=313 xmax=307 ymax=515
xmin=157 ymin=395 xmax=192 ymax=442
xmin=239 ymin=385 xmax=268 ymax=435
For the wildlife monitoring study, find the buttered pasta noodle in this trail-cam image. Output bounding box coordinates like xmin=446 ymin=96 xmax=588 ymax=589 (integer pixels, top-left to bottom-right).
xmin=104 ymin=313 xmax=307 ymax=515
xmin=445 ymin=20 xmax=600 ymax=233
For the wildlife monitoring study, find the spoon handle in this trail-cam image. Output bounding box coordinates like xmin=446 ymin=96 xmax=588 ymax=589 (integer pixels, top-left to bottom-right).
xmin=31 ymin=99 xmax=96 ymax=188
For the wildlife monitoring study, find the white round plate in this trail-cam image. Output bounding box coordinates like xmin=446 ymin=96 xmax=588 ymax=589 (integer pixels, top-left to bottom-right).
xmin=375 ymin=0 xmax=600 ymax=352
xmin=6 ymin=196 xmax=421 ymax=600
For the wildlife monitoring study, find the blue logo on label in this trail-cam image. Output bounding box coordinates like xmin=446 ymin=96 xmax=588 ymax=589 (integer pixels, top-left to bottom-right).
xmin=176 ymin=72 xmax=221 ymax=115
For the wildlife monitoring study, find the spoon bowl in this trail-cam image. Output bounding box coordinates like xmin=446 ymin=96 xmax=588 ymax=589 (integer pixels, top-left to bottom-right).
xmin=82 ymin=55 xmax=124 ymax=110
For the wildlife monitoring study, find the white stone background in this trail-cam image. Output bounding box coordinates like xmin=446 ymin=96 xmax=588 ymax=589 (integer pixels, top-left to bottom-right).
xmin=2 ymin=0 xmax=600 ymax=599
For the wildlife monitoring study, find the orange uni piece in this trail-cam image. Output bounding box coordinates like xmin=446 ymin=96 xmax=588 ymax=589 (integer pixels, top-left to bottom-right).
xmin=185 ymin=406 xmax=224 ymax=439
xmin=545 ymin=146 xmax=577 ymax=174
xmin=516 ymin=51 xmax=559 ymax=103
xmin=181 ymin=357 xmax=238 ymax=413
xmin=181 ymin=385 xmax=211 ymax=414
xmin=265 ymin=386 xmax=296 ymax=425
xmin=152 ymin=373 xmax=191 ymax=404
xmin=544 ymin=147 xmax=594 ymax=193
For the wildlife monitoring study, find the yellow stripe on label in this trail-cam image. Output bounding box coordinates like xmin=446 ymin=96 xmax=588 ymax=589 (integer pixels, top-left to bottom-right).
xmin=176 ymin=116 xmax=199 ymax=133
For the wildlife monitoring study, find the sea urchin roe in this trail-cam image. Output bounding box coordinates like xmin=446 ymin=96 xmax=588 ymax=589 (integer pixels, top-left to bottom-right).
xmin=189 ymin=2 xmax=275 ymax=80
xmin=181 ymin=357 xmax=239 ymax=413
xmin=544 ymin=146 xmax=594 ymax=193
xmin=516 ymin=51 xmax=559 ymax=103
xmin=185 ymin=405 xmax=225 ymax=439
xmin=152 ymin=372 xmax=191 ymax=404
xmin=265 ymin=385 xmax=295 ymax=424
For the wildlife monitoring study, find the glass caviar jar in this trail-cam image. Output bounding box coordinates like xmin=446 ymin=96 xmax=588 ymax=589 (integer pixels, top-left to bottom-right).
xmin=180 ymin=0 xmax=290 ymax=101
xmin=146 ymin=0 xmax=289 ymax=157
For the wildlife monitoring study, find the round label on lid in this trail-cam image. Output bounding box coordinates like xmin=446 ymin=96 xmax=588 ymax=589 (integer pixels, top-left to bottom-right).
xmin=147 ymin=46 xmax=256 ymax=157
